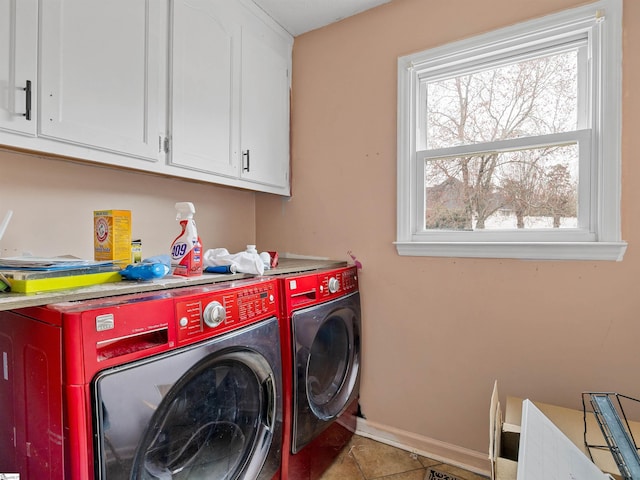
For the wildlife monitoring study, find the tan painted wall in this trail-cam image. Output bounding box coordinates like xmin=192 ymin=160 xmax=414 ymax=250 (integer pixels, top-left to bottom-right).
xmin=256 ymin=0 xmax=640 ymax=455
xmin=0 ymin=150 xmax=257 ymax=259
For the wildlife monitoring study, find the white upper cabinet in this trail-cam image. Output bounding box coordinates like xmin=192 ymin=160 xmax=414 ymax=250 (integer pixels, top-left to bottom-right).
xmin=238 ymin=7 xmax=291 ymax=192
xmin=0 ymin=0 xmax=38 ymax=136
xmin=169 ymin=0 xmax=292 ymax=195
xmin=39 ymin=0 xmax=166 ymax=162
xmin=0 ymin=0 xmax=292 ymax=195
xmin=170 ymin=0 xmax=239 ymax=177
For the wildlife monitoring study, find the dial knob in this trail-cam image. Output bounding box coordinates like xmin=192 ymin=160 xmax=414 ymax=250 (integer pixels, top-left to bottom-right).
xmin=203 ymin=301 xmax=226 ymax=328
xmin=328 ymin=277 xmax=340 ymax=294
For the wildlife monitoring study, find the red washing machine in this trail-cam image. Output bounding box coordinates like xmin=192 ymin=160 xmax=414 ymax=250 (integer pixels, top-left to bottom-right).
xmin=278 ymin=266 xmax=361 ymax=480
xmin=0 ymin=277 xmax=283 ymax=480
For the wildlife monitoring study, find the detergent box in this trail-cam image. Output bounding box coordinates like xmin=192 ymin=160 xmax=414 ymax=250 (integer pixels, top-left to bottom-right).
xmin=94 ymin=210 xmax=131 ymax=266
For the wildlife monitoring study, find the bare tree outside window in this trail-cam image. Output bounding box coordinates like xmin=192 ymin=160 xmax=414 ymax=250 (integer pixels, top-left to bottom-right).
xmin=423 ymin=50 xmax=579 ymax=231
xmin=398 ymin=1 xmax=624 ymax=260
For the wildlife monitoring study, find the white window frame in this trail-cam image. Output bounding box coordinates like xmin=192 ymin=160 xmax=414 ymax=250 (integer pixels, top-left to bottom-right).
xmin=396 ymin=0 xmax=626 ymax=261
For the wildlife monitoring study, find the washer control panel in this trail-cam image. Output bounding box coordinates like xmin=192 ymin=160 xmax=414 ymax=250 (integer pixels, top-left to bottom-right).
xmin=174 ymin=279 xmax=277 ymax=344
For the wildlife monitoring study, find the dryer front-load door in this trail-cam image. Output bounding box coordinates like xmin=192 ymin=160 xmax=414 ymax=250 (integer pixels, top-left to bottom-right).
xmin=132 ymin=351 xmax=273 ymax=479
xmin=93 ymin=332 xmax=280 ymax=480
xmin=291 ymin=292 xmax=361 ymax=453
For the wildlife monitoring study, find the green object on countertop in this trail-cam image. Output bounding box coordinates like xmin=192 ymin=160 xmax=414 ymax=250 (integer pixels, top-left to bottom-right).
xmin=0 ymin=273 xmax=10 ymax=292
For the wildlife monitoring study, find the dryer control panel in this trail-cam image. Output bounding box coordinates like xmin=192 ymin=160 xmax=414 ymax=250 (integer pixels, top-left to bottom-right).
xmin=318 ymin=267 xmax=358 ymax=299
xmin=281 ymin=266 xmax=358 ymax=313
xmin=174 ymin=278 xmax=278 ymax=344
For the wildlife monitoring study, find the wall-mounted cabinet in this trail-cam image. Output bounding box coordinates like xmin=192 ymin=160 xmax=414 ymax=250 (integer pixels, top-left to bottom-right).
xmin=39 ymin=0 xmax=166 ymax=163
xmin=239 ymin=5 xmax=291 ymax=190
xmin=0 ymin=0 xmax=292 ymax=196
xmin=170 ymin=0 xmax=239 ymax=178
xmin=169 ymin=0 xmax=291 ymax=193
xmin=0 ymin=0 xmax=38 ymax=137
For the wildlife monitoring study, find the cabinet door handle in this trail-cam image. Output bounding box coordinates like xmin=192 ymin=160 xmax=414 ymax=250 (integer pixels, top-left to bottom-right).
xmin=242 ymin=149 xmax=250 ymax=172
xmin=23 ymin=80 xmax=32 ymax=121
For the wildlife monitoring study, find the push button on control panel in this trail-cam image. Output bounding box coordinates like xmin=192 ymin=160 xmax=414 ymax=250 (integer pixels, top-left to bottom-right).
xmin=175 ymin=300 xmax=204 ymax=338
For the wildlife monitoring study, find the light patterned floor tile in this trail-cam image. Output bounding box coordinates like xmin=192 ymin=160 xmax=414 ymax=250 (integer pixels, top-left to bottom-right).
xmin=319 ymin=440 xmax=366 ymax=480
xmin=318 ymin=435 xmax=488 ymax=480
xmin=418 ymin=455 xmax=443 ymax=469
xmin=348 ymin=435 xmax=425 ymax=478
xmin=379 ymin=468 xmax=428 ymax=480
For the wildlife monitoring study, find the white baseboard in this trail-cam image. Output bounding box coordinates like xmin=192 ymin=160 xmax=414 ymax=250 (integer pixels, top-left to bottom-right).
xmin=356 ymin=417 xmax=491 ymax=477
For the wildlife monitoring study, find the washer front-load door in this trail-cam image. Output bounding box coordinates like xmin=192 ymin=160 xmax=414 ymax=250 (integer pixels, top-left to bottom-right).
xmin=291 ymin=292 xmax=361 ymax=453
xmin=93 ymin=343 xmax=278 ymax=480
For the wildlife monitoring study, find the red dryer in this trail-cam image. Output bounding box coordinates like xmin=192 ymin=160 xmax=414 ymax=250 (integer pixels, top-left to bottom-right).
xmin=278 ymin=266 xmax=361 ymax=480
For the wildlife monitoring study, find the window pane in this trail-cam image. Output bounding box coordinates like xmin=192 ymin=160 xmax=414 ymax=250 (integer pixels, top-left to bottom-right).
xmin=424 ymin=50 xmax=578 ymax=150
xmin=425 ymin=144 xmax=578 ymax=231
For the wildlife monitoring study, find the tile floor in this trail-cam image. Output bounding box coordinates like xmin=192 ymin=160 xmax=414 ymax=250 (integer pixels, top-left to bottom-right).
xmin=319 ymin=435 xmax=489 ymax=480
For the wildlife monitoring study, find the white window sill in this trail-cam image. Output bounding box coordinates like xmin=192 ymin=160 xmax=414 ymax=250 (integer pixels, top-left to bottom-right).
xmin=394 ymin=241 xmax=627 ymax=261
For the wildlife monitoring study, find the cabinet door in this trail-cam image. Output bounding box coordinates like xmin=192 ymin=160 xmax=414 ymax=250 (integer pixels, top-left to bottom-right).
xmin=0 ymin=0 xmax=37 ymax=136
xmin=239 ymin=20 xmax=291 ymax=192
xmin=169 ymin=0 xmax=239 ymax=177
xmin=39 ymin=0 xmax=165 ymax=162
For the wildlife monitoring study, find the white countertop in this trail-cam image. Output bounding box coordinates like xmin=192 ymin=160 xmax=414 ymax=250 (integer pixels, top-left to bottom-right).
xmin=0 ymin=258 xmax=346 ymax=311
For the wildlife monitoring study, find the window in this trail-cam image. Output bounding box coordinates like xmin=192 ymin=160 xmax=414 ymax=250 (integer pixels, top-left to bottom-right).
xmin=396 ymin=0 xmax=625 ymax=260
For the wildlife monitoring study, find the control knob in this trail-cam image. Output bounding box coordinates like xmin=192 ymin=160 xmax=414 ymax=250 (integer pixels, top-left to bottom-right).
xmin=328 ymin=277 xmax=340 ymax=294
xmin=203 ymin=301 xmax=226 ymax=328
